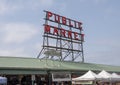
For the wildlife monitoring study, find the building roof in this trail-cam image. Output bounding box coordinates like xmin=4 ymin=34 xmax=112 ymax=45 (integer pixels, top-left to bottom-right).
xmin=0 ymin=56 xmax=120 ymax=74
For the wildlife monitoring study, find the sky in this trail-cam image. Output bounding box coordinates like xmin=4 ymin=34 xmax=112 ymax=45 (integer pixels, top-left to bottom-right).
xmin=0 ymin=0 xmax=120 ymax=66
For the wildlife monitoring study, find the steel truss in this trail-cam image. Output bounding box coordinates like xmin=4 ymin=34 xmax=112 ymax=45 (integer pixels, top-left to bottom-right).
xmin=37 ymin=11 xmax=84 ymax=62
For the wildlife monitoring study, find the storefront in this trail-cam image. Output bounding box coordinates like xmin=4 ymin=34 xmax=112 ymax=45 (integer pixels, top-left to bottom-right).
xmin=51 ymin=72 xmax=71 ymax=85
xmin=2 ymin=72 xmax=72 ymax=85
xmin=0 ymin=57 xmax=120 ymax=85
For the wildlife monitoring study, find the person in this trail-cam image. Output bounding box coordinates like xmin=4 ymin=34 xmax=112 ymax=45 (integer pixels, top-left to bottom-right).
xmin=96 ymin=81 xmax=99 ymax=85
xmin=61 ymin=82 xmax=64 ymax=85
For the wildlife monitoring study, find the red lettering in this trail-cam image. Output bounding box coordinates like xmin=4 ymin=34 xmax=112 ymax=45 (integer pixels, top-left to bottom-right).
xmin=74 ymin=32 xmax=79 ymax=40
xmin=81 ymin=34 xmax=84 ymax=41
xmin=74 ymin=21 xmax=77 ymax=28
xmin=78 ymin=22 xmax=82 ymax=30
xmin=61 ymin=28 xmax=66 ymax=37
xmin=54 ymin=14 xmax=60 ymax=23
xmin=44 ymin=25 xmax=51 ymax=33
xmin=53 ymin=27 xmax=59 ymax=35
xmin=47 ymin=11 xmax=53 ymax=19
xmin=44 ymin=11 xmax=84 ymax=41
xmin=62 ymin=16 xmax=66 ymax=25
xmin=69 ymin=19 xmax=73 ymax=27
xmin=80 ymin=27 xmax=82 ymax=30
xmin=68 ymin=31 xmax=72 ymax=39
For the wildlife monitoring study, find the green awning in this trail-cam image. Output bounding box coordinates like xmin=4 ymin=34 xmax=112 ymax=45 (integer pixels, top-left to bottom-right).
xmin=0 ymin=56 xmax=120 ymax=74
xmin=0 ymin=69 xmax=47 ymax=75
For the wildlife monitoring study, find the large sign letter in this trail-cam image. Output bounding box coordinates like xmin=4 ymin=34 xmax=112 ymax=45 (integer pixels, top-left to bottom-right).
xmin=47 ymin=11 xmax=53 ymax=19
xmin=44 ymin=25 xmax=51 ymax=33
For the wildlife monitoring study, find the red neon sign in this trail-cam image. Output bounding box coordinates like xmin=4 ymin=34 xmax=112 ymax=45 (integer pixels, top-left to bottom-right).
xmin=45 ymin=11 xmax=84 ymax=41
xmin=47 ymin=11 xmax=82 ymax=29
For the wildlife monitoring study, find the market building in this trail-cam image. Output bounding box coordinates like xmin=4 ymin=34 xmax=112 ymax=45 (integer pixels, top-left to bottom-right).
xmin=0 ymin=56 xmax=120 ymax=85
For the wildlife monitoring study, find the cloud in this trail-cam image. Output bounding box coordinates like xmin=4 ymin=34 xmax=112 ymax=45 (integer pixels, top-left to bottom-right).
xmin=0 ymin=0 xmax=20 ymax=15
xmin=0 ymin=22 xmax=41 ymax=57
xmin=14 ymin=0 xmax=54 ymax=10
xmin=1 ymin=23 xmax=38 ymax=44
xmin=0 ymin=48 xmax=31 ymax=57
xmin=0 ymin=1 xmax=7 ymax=14
xmin=0 ymin=0 xmax=54 ymax=15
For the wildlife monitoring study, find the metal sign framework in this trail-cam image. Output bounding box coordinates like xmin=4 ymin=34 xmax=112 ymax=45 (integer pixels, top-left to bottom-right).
xmin=37 ymin=10 xmax=84 ymax=62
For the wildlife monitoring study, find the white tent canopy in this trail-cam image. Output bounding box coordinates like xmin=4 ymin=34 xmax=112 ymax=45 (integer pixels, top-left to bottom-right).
xmin=72 ymin=70 xmax=120 ymax=85
xmin=98 ymin=70 xmax=112 ymax=79
xmin=97 ymin=70 xmax=120 ymax=85
xmin=72 ymin=70 xmax=102 ymax=81
xmin=111 ymin=73 xmax=120 ymax=81
xmin=0 ymin=76 xmax=7 ymax=84
xmin=97 ymin=70 xmax=120 ymax=82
